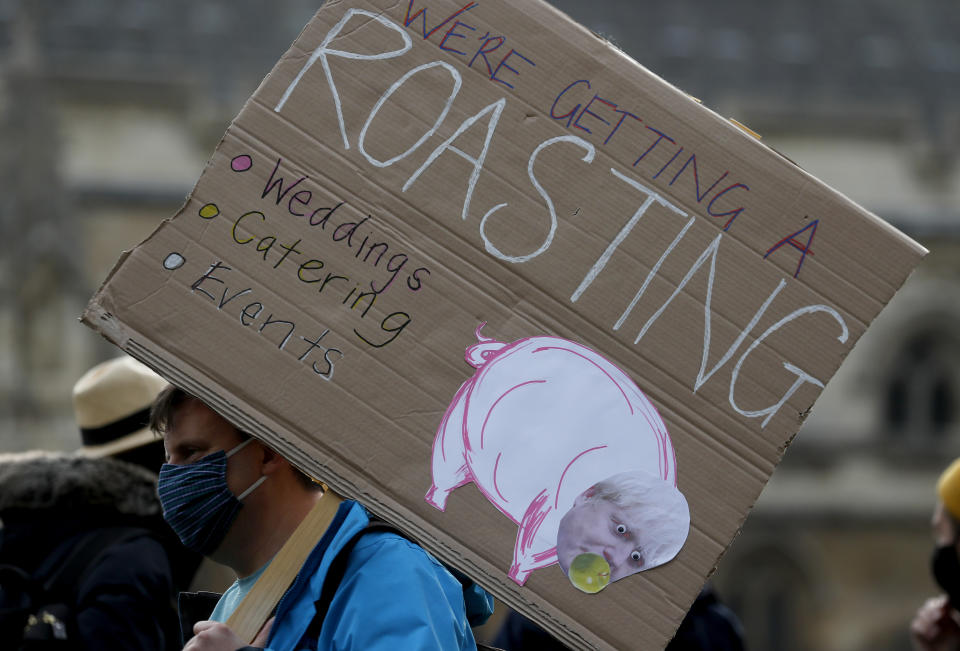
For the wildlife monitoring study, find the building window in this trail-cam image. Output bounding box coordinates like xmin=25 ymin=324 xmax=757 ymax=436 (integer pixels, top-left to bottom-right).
xmin=885 ymin=330 xmax=959 ymax=437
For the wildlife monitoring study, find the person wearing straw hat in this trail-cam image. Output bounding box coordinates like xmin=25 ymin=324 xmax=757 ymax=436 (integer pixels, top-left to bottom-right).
xmin=911 ymin=458 xmax=960 ymax=650
xmin=150 ymin=385 xmax=493 ymax=651
xmin=0 ymin=356 xmax=187 ymax=651
xmin=74 ymin=354 xmax=171 ymax=469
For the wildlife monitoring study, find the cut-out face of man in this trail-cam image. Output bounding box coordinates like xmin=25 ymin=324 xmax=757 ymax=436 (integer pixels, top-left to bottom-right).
xmin=556 ymin=489 xmax=645 ymax=583
xmin=555 ymin=470 xmax=690 ymax=591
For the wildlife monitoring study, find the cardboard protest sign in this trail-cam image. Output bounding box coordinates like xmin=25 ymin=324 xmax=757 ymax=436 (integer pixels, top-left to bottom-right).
xmin=82 ymin=0 xmax=926 ymax=648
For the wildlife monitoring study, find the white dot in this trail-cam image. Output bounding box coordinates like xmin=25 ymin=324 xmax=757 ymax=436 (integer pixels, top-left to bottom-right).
xmin=163 ymin=253 xmax=185 ymax=270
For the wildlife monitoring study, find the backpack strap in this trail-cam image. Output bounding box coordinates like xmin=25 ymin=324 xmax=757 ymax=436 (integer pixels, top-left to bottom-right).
xmin=308 ymin=520 xmax=400 ymax=638
xmin=226 ymin=491 xmax=343 ymax=644
xmin=306 ymin=521 xmax=505 ymax=651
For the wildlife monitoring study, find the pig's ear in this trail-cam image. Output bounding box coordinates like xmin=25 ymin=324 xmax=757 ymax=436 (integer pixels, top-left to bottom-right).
xmin=465 ymin=323 xmax=506 ymax=368
xmin=465 ymin=342 xmax=506 ymax=368
xmin=474 ymin=321 xmax=494 ymax=343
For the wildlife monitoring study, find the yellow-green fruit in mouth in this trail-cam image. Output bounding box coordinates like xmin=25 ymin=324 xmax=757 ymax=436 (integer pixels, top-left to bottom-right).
xmin=568 ymin=552 xmax=611 ymax=593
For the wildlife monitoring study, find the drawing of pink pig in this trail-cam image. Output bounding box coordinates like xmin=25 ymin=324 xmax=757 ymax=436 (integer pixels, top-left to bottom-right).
xmin=426 ymin=324 xmax=688 ymax=586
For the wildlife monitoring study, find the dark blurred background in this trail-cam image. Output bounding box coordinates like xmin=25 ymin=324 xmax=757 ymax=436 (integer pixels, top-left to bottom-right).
xmin=1 ymin=1 xmax=958 ymax=648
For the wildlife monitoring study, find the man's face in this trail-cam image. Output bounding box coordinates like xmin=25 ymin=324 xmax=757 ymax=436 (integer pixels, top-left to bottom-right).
xmin=163 ymin=398 xmax=258 ymax=499
xmin=556 ymin=496 xmax=645 ymax=583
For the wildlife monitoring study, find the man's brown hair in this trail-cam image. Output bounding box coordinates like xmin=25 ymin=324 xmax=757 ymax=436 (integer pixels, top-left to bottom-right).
xmin=149 ymin=385 xmax=322 ymax=491
xmin=149 ymin=385 xmax=197 ymax=438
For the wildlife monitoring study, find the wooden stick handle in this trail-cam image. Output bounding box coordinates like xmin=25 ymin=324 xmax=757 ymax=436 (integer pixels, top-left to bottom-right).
xmin=226 ymin=491 xmax=344 ymax=643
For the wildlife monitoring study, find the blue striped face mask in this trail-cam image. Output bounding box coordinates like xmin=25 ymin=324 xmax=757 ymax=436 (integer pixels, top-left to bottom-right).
xmin=157 ymin=438 xmax=268 ymax=555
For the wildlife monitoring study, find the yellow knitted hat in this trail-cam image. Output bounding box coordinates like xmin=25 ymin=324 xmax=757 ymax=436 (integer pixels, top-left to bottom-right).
xmin=937 ymin=458 xmax=960 ymax=520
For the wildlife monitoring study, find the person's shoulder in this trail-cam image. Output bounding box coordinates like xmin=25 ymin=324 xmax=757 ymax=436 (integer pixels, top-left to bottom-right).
xmin=324 ymin=508 xmax=461 ymax=602
xmin=340 ymin=528 xmax=456 ymax=592
xmin=83 ymin=528 xmax=173 ymax=583
xmin=336 ymin=504 xmax=431 ymax=563
xmin=98 ymin=527 xmax=166 ymax=552
xmin=349 ymin=530 xmax=435 ymax=565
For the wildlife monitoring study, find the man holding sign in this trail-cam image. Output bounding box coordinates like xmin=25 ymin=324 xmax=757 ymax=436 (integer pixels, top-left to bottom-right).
xmin=81 ymin=0 xmax=928 ymax=646
xmin=150 ymin=387 xmax=492 ymax=650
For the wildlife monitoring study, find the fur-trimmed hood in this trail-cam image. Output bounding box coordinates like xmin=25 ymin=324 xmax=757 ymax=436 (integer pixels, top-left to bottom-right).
xmin=0 ymin=451 xmax=161 ymax=518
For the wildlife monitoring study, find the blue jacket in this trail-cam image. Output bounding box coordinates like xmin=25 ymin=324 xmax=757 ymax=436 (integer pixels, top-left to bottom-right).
xmin=183 ymin=500 xmax=493 ymax=650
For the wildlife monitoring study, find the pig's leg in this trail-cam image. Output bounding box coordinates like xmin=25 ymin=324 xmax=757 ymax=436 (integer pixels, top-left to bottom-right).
xmin=508 ymin=490 xmax=557 ymax=585
xmin=425 ymin=381 xmax=472 ymax=511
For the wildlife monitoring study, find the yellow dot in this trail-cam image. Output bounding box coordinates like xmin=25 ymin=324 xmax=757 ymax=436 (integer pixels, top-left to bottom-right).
xmin=568 ymin=553 xmax=611 ymax=594
xmin=199 ymin=203 xmax=220 ymax=219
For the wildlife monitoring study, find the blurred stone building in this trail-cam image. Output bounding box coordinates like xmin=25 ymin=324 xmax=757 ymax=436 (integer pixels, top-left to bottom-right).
xmin=0 ymin=0 xmax=321 ymax=449
xmin=1 ymin=1 xmax=957 ymax=649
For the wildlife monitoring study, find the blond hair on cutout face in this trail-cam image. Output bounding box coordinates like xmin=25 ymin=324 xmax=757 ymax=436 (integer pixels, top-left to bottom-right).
xmin=581 ymin=470 xmax=690 ymax=571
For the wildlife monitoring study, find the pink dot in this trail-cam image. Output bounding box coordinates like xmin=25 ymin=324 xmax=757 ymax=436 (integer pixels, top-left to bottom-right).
xmin=231 ymin=154 xmax=253 ymax=172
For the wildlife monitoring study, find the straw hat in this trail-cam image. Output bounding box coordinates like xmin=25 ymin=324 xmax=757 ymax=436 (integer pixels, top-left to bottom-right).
xmin=73 ymin=356 xmax=169 ymax=457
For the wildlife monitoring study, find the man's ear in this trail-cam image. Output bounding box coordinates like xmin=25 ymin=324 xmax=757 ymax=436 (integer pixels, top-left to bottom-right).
xmin=258 ymin=442 xmax=288 ymax=476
